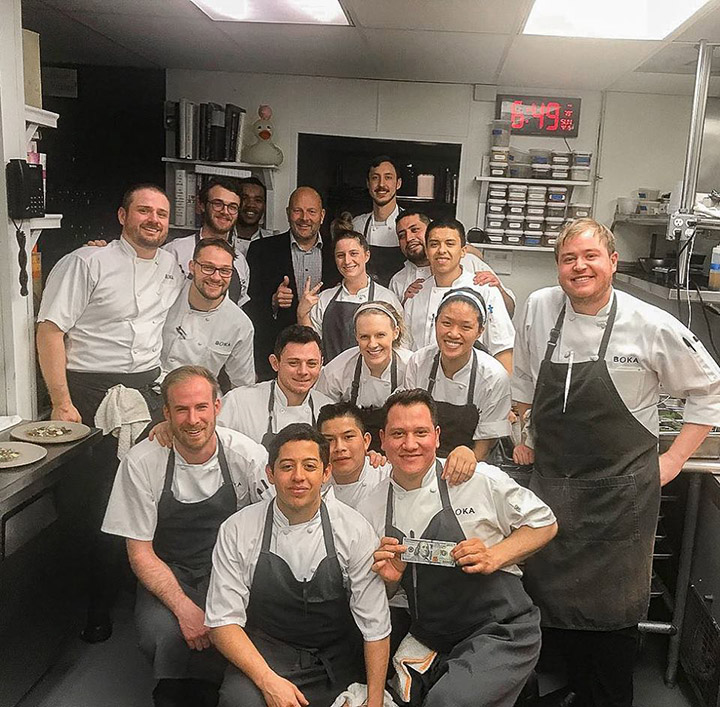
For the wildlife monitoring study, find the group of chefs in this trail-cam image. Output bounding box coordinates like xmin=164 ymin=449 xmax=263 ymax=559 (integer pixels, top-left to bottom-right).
xmin=33 ymin=155 xmax=720 ymax=707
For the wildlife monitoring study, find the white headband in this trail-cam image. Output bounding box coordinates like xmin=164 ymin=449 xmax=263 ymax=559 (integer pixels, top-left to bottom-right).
xmin=353 ymin=301 xmax=400 ymax=328
xmin=438 ymin=288 xmax=487 ymax=324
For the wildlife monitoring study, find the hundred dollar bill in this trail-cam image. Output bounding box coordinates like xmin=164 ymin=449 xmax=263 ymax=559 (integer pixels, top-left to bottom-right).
xmin=402 ymin=537 xmax=456 ymax=567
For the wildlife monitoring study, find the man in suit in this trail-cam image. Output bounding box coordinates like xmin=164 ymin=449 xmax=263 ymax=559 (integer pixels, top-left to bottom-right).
xmin=245 ymin=186 xmax=340 ymax=380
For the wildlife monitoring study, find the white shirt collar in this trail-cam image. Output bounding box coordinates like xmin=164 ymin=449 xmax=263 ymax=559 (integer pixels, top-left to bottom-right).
xmin=273 ymin=381 xmax=311 ymax=408
xmin=329 ymin=457 xmax=371 ymax=489
xmin=390 ymin=459 xmax=438 ymax=495
xmin=340 ymin=279 xmax=371 ymax=298
xmin=566 ymin=288 xmax=614 ymax=321
xmin=119 ymin=235 xmax=158 ymax=263
xmin=272 ymin=498 xmax=322 ymax=528
xmin=371 ymin=204 xmax=400 ymax=227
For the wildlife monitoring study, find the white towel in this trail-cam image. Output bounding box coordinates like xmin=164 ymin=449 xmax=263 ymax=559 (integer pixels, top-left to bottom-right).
xmin=391 ymin=635 xmax=437 ymax=704
xmin=330 ymin=682 xmax=398 ymax=707
xmin=94 ymin=385 xmax=151 ymax=460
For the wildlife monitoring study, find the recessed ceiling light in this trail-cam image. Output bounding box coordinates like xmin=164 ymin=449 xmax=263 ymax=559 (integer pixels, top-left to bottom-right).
xmin=524 ymin=0 xmax=711 ymax=40
xmin=190 ymin=0 xmax=351 ymax=25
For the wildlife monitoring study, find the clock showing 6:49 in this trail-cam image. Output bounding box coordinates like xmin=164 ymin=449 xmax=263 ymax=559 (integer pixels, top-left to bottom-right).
xmin=495 ymin=94 xmax=581 ymax=138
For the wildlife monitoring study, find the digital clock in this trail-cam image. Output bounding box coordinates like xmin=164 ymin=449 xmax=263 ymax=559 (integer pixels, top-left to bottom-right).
xmin=495 ymin=94 xmax=581 ymax=138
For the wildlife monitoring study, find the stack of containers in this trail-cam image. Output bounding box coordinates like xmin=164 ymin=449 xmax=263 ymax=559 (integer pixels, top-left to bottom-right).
xmin=485 ymin=181 xmax=507 ymax=243
xmin=551 ymin=149 xmax=571 ymax=180
xmin=489 ymin=120 xmax=510 ymax=177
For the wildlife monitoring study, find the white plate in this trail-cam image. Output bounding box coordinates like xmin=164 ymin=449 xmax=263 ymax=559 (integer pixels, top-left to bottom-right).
xmin=11 ymin=421 xmax=91 ymax=444
xmin=0 ymin=442 xmax=48 ymax=469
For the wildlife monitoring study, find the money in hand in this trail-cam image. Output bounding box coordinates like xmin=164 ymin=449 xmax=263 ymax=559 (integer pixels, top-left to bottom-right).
xmin=402 ymin=537 xmax=456 ymax=567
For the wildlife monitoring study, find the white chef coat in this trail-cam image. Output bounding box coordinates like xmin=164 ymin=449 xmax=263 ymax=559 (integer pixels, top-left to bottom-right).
xmin=101 ymin=427 xmax=271 ymax=541
xmin=357 ymin=460 xmax=556 ymax=578
xmin=308 ymin=281 xmax=403 ymax=336
xmin=316 ymin=346 xmax=413 ymax=407
xmin=161 ymin=282 xmax=255 ymax=388
xmin=37 ymin=237 xmax=183 ymax=373
xmin=405 ymin=345 xmax=512 ymax=440
xmin=234 ymin=227 xmax=274 ymax=257
xmin=389 ymin=253 xmax=494 ymax=302
xmin=352 ymin=206 xmax=401 ymax=248
xmin=512 ymin=286 xmax=720 ymax=439
xmin=205 ymin=491 xmax=392 ymax=642
xmin=218 ymin=380 xmax=334 ymax=444
xmin=163 ymin=233 xmax=251 ymax=307
xmin=403 ymin=268 xmax=515 ymax=356
xmin=326 ymin=459 xmax=392 ymax=510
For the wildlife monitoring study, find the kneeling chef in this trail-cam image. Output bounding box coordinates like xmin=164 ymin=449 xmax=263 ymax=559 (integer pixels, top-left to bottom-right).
xmin=101 ymin=366 xmax=269 ymax=707
xmin=358 ymin=389 xmax=557 ymax=707
xmin=206 ymin=423 xmax=391 ymax=707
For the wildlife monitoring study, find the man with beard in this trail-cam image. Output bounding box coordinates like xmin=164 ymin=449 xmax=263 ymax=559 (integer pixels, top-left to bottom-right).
xmin=234 ymin=177 xmax=274 ymax=257
xmin=161 ymin=238 xmax=255 ymax=389
xmin=102 ymin=366 xmax=269 ymax=707
xmin=245 ymin=187 xmax=340 ymax=380
xmin=164 ymin=177 xmax=251 ymax=306
xmin=352 ymin=156 xmax=406 ymax=286
xmin=390 ymin=211 xmax=515 ymax=316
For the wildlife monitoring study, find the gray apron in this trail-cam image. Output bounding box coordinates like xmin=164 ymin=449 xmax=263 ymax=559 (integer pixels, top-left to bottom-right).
xmin=321 ymin=280 xmax=376 ymax=362
xmin=523 ymin=295 xmax=661 ymax=630
xmin=363 ymin=214 xmax=405 ymax=287
xmin=260 ymin=380 xmax=316 ymax=452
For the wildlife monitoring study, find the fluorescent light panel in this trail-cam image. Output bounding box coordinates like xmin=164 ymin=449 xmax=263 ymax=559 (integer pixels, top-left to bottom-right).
xmin=190 ymin=0 xmax=350 ymax=25
xmin=524 ymin=0 xmax=712 ymax=40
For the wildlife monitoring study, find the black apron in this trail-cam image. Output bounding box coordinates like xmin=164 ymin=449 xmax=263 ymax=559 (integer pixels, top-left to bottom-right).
xmin=349 ymin=352 xmax=398 ymax=452
xmin=363 ymin=214 xmax=405 ymax=287
xmin=194 ymin=232 xmax=243 ymax=304
xmin=244 ymin=501 xmax=363 ymax=698
xmin=385 ymin=461 xmax=536 ymax=655
xmin=321 ymin=280 xmax=376 ymax=362
xmin=523 ymin=295 xmax=660 ymax=630
xmin=138 ymin=436 xmax=236 ymax=681
xmin=260 ymin=380 xmax=316 ymax=452
xmin=427 ymin=350 xmax=480 ymax=458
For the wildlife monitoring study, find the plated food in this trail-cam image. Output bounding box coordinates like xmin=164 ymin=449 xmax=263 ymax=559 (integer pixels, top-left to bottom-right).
xmin=0 ymin=446 xmax=21 ymax=463
xmin=10 ymin=421 xmax=91 ymax=444
xmin=0 ymin=442 xmax=47 ymax=469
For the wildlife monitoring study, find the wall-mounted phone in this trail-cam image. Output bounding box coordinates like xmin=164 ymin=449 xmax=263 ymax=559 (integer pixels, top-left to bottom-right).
xmin=6 ymin=159 xmax=44 ymax=220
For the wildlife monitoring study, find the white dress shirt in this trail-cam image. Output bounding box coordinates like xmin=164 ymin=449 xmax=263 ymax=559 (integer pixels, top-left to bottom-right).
xmin=512 ymin=286 xmax=720 ymax=437
xmin=405 ymin=345 xmax=512 ymax=440
xmin=357 ymin=461 xmax=556 ymax=578
xmin=234 ymin=227 xmax=274 ymax=257
xmin=308 ymin=281 xmax=403 ymax=336
xmin=101 ymin=427 xmax=271 ymax=541
xmin=218 ymin=381 xmax=333 ymax=444
xmin=205 ymin=491 xmax=392 ymax=642
xmin=163 ymin=233 xmax=251 ymax=307
xmin=403 ymin=268 xmax=515 ymax=355
xmin=316 ymin=346 xmax=413 ymax=407
xmin=161 ymin=282 xmax=255 ymax=388
xmin=327 ymin=459 xmax=392 ymax=510
xmin=352 ymin=206 xmax=401 ymax=248
xmin=37 ymin=237 xmax=184 ymax=373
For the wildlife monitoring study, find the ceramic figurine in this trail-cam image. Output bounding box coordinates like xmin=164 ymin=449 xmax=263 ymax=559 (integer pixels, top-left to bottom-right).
xmin=243 ymin=104 xmax=284 ymax=166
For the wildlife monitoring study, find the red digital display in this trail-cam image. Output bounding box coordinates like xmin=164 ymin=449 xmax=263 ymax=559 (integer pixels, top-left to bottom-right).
xmin=495 ymin=94 xmax=581 ymax=137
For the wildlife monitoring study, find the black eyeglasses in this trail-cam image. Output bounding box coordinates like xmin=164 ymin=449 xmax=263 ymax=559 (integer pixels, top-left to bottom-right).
xmin=194 ymin=261 xmax=234 ymax=278
xmin=207 ymin=199 xmax=239 ymax=214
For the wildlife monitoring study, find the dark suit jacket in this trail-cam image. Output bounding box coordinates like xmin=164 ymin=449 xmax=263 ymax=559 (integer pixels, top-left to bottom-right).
xmin=245 ymin=230 xmax=340 ymax=380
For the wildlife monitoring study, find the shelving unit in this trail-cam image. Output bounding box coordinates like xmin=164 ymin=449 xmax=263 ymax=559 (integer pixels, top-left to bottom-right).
xmin=612 ymin=212 xmax=720 ymax=233
xmin=474 ymin=243 xmax=555 ymax=254
xmin=475 ymin=175 xmax=592 ymax=187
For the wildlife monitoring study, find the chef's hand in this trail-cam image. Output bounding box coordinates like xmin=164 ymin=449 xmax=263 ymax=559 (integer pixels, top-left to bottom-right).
xmin=452 ymin=538 xmax=499 ymax=575
xmin=442 ymin=445 xmax=476 ymax=485
xmin=513 ymin=444 xmax=535 ymax=465
xmin=296 ymin=277 xmax=322 ymax=322
xmin=51 ymin=402 xmax=82 ymax=423
xmin=371 ymin=536 xmax=407 ymax=584
xmin=258 ymin=672 xmax=309 ymax=707
xmin=402 ymin=278 xmax=425 ymax=303
xmin=473 ymin=270 xmax=501 ymax=288
xmin=148 ymin=421 xmax=174 ymax=448
xmin=176 ymin=600 xmax=211 ymax=651
xmin=367 ymin=450 xmax=387 ymax=468
xmin=659 ymin=452 xmax=684 ymax=486
xmin=273 ymin=276 xmax=295 ymax=309
xmin=84 ymin=240 xmax=108 ymax=247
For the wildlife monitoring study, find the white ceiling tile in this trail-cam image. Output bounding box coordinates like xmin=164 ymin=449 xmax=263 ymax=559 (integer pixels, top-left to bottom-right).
xmin=346 ymin=0 xmax=528 ymax=34
xmin=41 ymin=0 xmax=204 ymax=18
xmin=499 ymin=36 xmax=662 ymax=90
xmin=360 ymin=28 xmax=507 ymax=83
xmin=667 ymin=0 xmax=720 ymax=42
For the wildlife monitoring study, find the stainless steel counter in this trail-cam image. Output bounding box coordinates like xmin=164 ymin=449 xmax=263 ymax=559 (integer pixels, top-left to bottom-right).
xmin=615 ymin=272 xmax=720 ymax=303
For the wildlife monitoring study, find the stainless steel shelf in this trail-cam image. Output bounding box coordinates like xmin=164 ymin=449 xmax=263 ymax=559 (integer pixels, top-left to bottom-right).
xmin=475 ymin=243 xmax=555 ymax=253
xmin=475 ymin=176 xmax=592 ymax=187
xmin=615 ymin=272 xmax=720 ymax=303
xmin=612 ymin=213 xmax=720 ymax=232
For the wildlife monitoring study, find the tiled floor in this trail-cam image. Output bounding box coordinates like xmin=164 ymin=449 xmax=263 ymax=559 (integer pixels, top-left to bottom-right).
xmin=16 ymin=591 xmax=700 ymax=707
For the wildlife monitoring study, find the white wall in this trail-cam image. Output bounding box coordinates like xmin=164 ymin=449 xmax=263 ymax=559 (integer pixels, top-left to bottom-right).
xmin=167 ymin=70 xmax=698 ymax=306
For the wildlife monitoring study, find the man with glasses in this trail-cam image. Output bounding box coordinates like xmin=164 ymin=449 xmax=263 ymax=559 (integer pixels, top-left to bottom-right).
xmin=161 ymin=238 xmax=255 ymax=389
xmin=164 ymin=177 xmax=251 ymax=306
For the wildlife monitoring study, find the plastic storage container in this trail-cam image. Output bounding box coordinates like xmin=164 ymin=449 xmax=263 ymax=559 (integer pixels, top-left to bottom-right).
xmin=546 ymin=203 xmax=566 ymax=219
xmin=532 ymin=164 xmax=552 ymax=180
xmin=505 ymin=215 xmax=525 ymax=230
xmin=490 ymin=146 xmax=510 ymax=163
xmin=504 ymin=232 xmax=523 ymax=246
xmin=490 ymin=120 xmax=511 ymax=147
xmin=486 ymin=216 xmax=505 ymax=230
xmin=509 ymin=147 xmax=530 ymax=164
xmin=529 ymin=148 xmax=552 ymax=164
xmin=485 ymin=228 xmax=504 ymax=244
xmin=616 ymin=197 xmax=637 ymax=215
xmin=507 ymin=202 xmax=526 ymax=215
xmin=636 ymin=188 xmax=660 ymax=201
xmin=508 ymin=163 xmax=532 ymax=179
xmin=548 ymin=186 xmax=568 ymax=203
xmin=523 ymin=232 xmax=543 ymax=247
xmin=551 ymin=167 xmax=570 ymax=180
xmin=545 ymin=216 xmax=565 ymax=232
xmin=543 ymin=233 xmax=558 ymax=247
xmin=526 ymin=203 xmax=546 ymax=217
xmin=527 ymin=185 xmax=547 ymax=202
xmin=551 ymin=150 xmax=572 ymax=165
xmin=488 ymin=183 xmax=508 ymax=199
xmin=571 ymin=166 xmax=591 ymax=182
xmin=525 ymin=219 xmax=544 ymax=232
xmin=568 ymin=204 xmax=592 ymax=219
xmin=489 ymin=162 xmax=508 ymax=177
xmin=572 ymin=151 xmax=592 ymax=166
xmin=637 ymin=200 xmax=662 ymax=215
xmin=487 ymin=198 xmax=507 ymax=215
xmin=508 ymin=184 xmax=528 ymax=200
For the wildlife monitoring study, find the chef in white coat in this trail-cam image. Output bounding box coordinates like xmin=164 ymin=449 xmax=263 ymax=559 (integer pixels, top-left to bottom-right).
xmin=161 ymin=238 xmax=255 ymax=389
xmin=206 ymin=423 xmax=391 ymax=707
xmin=403 ymin=217 xmax=515 ymax=374
xmin=233 ymin=177 xmax=274 ymax=257
xmin=163 ymin=177 xmax=251 ymax=306
xmin=405 ymin=287 xmax=512 ymax=461
xmin=512 ymin=218 xmax=720 ymax=706
xmin=101 ymin=366 xmax=269 ymax=707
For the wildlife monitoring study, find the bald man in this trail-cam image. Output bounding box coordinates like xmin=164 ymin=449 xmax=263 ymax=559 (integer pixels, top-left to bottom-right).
xmin=245 ymin=187 xmax=341 ymax=380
